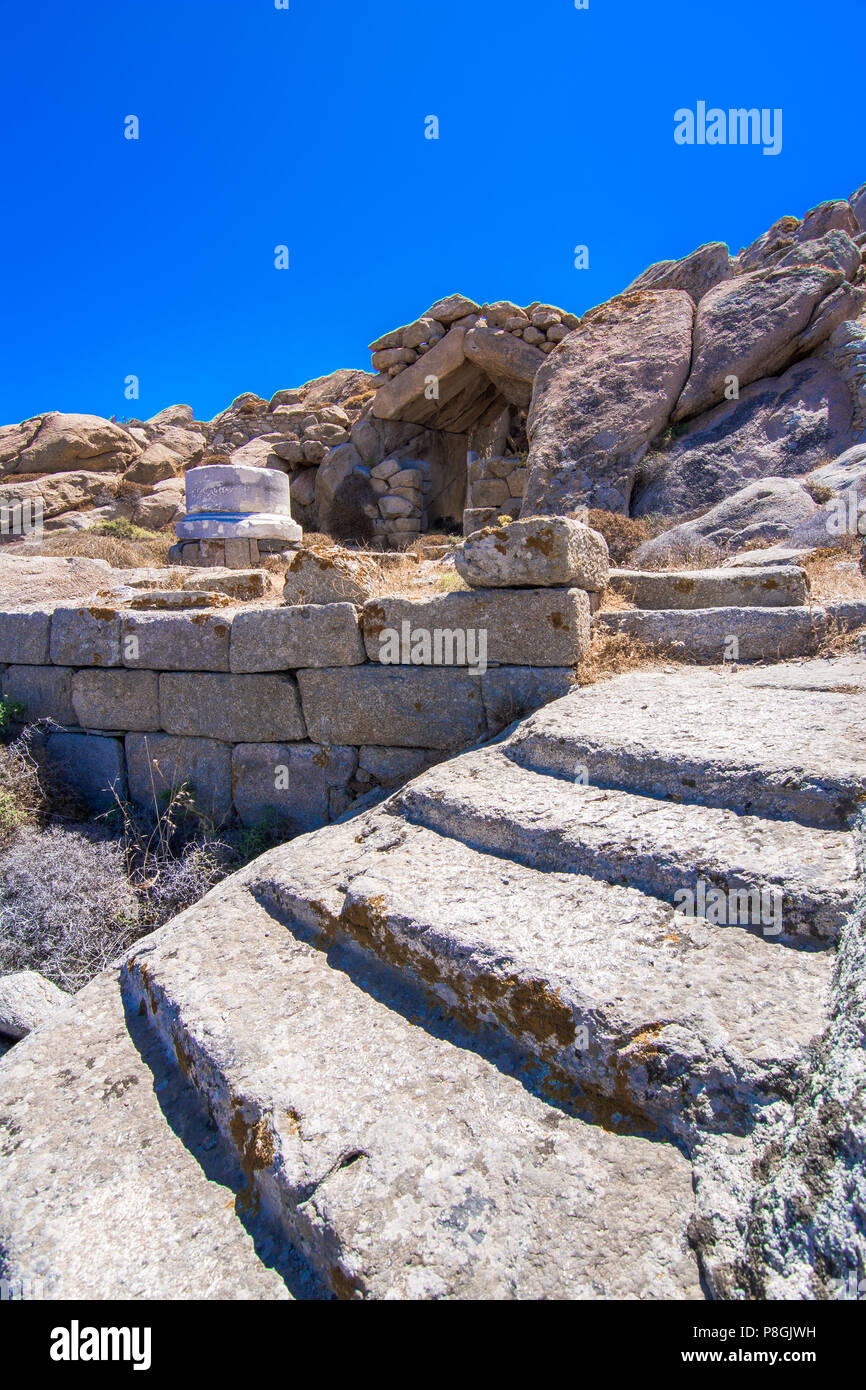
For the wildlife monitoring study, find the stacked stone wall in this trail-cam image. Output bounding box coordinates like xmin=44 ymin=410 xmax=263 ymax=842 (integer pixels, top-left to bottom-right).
xmin=0 ymin=593 xmax=587 ymax=831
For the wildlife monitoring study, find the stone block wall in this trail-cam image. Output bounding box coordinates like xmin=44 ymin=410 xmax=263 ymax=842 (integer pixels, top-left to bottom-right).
xmin=367 ymin=457 xmax=432 ymax=546
xmin=464 ymin=454 xmax=528 ymax=533
xmin=207 ymin=394 xmax=358 ymax=462
xmin=169 ymin=538 xmax=279 ymax=569
xmin=369 ymin=297 xmax=579 ymax=384
xmin=0 ymin=594 xmax=585 ymax=833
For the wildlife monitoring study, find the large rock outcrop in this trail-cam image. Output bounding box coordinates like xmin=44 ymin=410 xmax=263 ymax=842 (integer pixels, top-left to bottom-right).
xmin=673 ymin=266 xmax=861 ymax=422
xmin=777 ymin=229 xmax=862 ymax=280
xmin=0 ymin=413 xmax=141 ymax=475
xmin=625 ymin=241 xmax=734 ymax=303
xmin=632 ymin=358 xmax=854 ymax=518
xmin=633 ymin=477 xmax=819 ymax=565
xmin=522 ymin=290 xmax=695 ymax=514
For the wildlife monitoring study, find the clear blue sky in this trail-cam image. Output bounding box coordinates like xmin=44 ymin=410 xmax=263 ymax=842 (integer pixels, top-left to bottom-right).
xmin=1 ymin=0 xmax=862 ymax=425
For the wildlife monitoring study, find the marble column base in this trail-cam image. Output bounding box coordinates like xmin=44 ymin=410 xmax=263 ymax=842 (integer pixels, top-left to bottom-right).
xmin=175 ymin=511 xmax=303 ymax=543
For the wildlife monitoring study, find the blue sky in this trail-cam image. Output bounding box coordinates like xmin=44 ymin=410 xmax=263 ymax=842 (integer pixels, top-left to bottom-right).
xmin=1 ymin=0 xmax=862 ymax=425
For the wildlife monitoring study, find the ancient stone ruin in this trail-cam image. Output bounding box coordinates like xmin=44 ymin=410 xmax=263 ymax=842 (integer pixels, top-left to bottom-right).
xmin=1 ymin=182 xmax=866 ymax=1304
xmin=172 ymin=463 xmax=302 ymax=569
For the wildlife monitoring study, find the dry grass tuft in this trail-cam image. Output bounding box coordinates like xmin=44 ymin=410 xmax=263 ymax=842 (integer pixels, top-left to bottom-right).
xmin=435 ymin=570 xmax=469 ymax=593
xmin=406 ymin=532 xmax=458 ymax=556
xmin=343 ymin=390 xmax=377 ymax=410
xmin=365 ymin=554 xmax=439 ymax=598
xmin=801 ymin=538 xmax=866 ymax=600
xmin=814 ymin=612 xmax=865 ymax=659
xmin=576 ymin=627 xmax=681 ymax=686
xmin=30 ymin=530 xmax=174 ymax=567
xmin=803 ymin=481 xmax=836 ymax=505
xmin=597 ymin=585 xmax=636 ymax=611
xmin=645 ymin=545 xmax=722 ymax=572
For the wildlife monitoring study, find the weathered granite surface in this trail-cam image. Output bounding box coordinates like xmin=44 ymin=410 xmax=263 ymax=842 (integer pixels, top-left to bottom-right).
xmin=1 ymin=654 xmax=864 ymax=1298
xmin=0 ymin=971 xmax=69 ymax=1041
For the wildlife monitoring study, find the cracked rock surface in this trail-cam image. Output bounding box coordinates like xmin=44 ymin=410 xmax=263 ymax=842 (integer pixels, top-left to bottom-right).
xmin=1 ymin=655 xmax=864 ymax=1298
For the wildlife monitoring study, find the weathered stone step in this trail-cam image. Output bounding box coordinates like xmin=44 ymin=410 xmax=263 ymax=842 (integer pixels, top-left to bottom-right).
xmin=505 ymin=661 xmax=866 ymax=828
xmin=597 ymin=604 xmax=825 ymax=663
xmin=0 ymin=970 xmax=299 ymax=1300
xmin=390 ymin=746 xmax=855 ymax=940
xmin=122 ymin=869 xmax=702 ymax=1300
xmin=248 ymin=812 xmax=832 ymax=1143
xmin=607 ymin=566 xmax=808 ymax=610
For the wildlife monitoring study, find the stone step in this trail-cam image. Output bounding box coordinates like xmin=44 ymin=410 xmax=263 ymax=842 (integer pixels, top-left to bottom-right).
xmin=505 ymin=661 xmax=866 ymax=829
xmin=5 ymin=652 xmax=863 ymax=1300
xmin=724 ymin=546 xmax=815 ymax=568
xmin=0 ymin=970 xmax=301 ymax=1300
xmin=390 ymin=746 xmax=855 ymax=941
xmin=596 ymin=604 xmax=825 ymax=663
xmin=824 ymin=598 xmax=866 ymax=635
xmin=607 ymin=566 xmax=808 ymax=610
xmin=122 ymin=869 xmax=702 ymax=1300
xmin=248 ymin=812 xmax=832 ymax=1144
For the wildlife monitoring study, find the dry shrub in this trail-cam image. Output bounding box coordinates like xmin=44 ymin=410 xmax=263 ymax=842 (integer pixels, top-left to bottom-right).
xmin=0 ymin=823 xmax=141 ymax=992
xmin=587 ymin=510 xmax=651 ymax=565
xmin=30 ymin=530 xmax=174 ymax=567
xmin=0 ymin=741 xmax=45 ymax=849
xmin=105 ymin=785 xmax=233 ymax=930
xmin=113 ymin=478 xmax=151 ymax=503
xmin=0 ymin=779 xmax=239 ymax=993
xmin=0 ymin=724 xmax=89 ymax=849
xmin=0 ymin=733 xmax=272 ymax=994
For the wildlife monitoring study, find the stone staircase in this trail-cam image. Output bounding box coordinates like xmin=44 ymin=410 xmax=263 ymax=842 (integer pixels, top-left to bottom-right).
xmin=599 ymin=564 xmax=866 ymax=663
xmin=2 ymin=655 xmax=865 ymax=1299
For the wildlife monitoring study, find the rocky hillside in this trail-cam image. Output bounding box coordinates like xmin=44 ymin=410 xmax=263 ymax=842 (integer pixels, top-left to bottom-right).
xmin=3 ymin=183 xmax=866 ymax=1299
xmin=1 ymin=181 xmax=863 ymax=562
